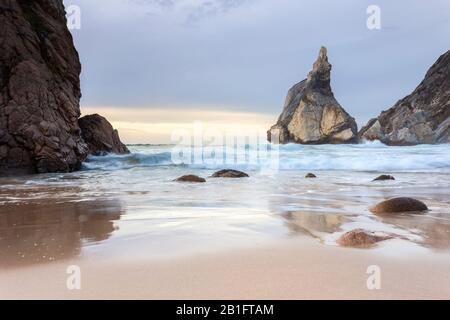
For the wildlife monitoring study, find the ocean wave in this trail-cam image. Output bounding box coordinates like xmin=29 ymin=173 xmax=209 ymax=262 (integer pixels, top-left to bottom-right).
xmin=81 ymin=143 xmax=450 ymax=172
xmin=82 ymin=152 xmax=173 ymax=170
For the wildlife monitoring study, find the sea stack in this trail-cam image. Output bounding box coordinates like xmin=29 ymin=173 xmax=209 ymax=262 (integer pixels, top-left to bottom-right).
xmin=268 ymin=47 xmax=358 ymax=144
xmin=0 ymin=1 xmax=127 ymax=174
xmin=359 ymin=50 xmax=450 ymax=145
xmin=79 ymin=114 xmax=130 ymax=156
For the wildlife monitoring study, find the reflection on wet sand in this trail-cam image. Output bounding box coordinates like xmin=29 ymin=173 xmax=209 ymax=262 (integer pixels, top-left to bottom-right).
xmin=281 ymin=211 xmax=347 ymax=240
xmin=0 ymin=198 xmax=123 ymax=269
xmin=378 ymin=213 xmax=450 ymax=250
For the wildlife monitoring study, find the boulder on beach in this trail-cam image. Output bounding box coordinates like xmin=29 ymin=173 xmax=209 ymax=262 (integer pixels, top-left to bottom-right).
xmin=337 ymin=229 xmax=392 ymax=248
xmin=79 ymin=114 xmax=130 ymax=156
xmin=373 ymin=175 xmax=395 ymax=182
xmin=211 ymin=170 xmax=249 ymax=178
xmin=370 ymin=197 xmax=428 ymax=215
xmin=175 ymin=175 xmax=206 ymax=183
xmin=359 ymin=50 xmax=450 ymax=145
xmin=268 ymin=47 xmax=358 ymax=144
xmin=305 ymin=173 xmax=317 ymax=178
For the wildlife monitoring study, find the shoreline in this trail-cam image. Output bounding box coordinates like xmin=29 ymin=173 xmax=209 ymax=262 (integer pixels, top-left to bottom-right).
xmin=1 ymin=238 xmax=449 ymax=300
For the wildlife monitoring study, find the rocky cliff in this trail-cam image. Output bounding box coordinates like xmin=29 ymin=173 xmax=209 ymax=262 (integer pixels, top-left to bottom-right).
xmin=359 ymin=50 xmax=450 ymax=145
xmin=0 ymin=1 xmax=127 ymax=174
xmin=268 ymin=47 xmax=358 ymax=144
xmin=79 ymin=114 xmax=130 ymax=156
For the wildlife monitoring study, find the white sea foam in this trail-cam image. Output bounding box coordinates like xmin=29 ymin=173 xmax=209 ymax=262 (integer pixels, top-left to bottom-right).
xmin=81 ymin=143 xmax=450 ymax=172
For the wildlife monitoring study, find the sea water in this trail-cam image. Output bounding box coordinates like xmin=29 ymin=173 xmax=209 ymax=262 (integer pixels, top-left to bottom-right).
xmin=1 ymin=142 xmax=449 ymax=267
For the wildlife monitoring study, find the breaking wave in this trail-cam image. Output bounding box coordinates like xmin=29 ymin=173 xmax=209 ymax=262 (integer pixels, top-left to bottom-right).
xmin=81 ymin=142 xmax=450 ymax=172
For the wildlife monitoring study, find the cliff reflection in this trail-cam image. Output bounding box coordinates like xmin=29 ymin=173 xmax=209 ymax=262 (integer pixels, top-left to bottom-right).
xmin=0 ymin=198 xmax=123 ymax=268
xmin=281 ymin=211 xmax=347 ymax=239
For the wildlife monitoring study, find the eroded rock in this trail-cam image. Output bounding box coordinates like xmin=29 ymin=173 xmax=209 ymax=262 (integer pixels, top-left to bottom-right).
xmin=79 ymin=114 xmax=129 ymax=156
xmin=359 ymin=50 xmax=450 ymax=145
xmin=268 ymin=47 xmax=358 ymax=144
xmin=0 ymin=0 xmax=88 ymax=174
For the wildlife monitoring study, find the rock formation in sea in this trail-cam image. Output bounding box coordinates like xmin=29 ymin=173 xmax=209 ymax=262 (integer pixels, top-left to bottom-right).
xmin=268 ymin=47 xmax=358 ymax=144
xmin=0 ymin=1 xmax=127 ymax=174
xmin=359 ymin=50 xmax=450 ymax=145
xmin=79 ymin=114 xmax=130 ymax=156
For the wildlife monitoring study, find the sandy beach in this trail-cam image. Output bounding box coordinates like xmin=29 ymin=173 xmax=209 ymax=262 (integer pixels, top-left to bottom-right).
xmin=1 ymin=144 xmax=450 ymax=300
xmin=1 ymin=237 xmax=450 ymax=300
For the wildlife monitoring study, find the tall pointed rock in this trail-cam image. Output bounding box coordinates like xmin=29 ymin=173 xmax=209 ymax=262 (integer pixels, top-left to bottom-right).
xmin=268 ymin=47 xmax=358 ymax=144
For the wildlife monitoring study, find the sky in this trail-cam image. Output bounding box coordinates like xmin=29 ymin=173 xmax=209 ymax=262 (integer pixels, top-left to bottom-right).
xmin=64 ymin=0 xmax=450 ymax=143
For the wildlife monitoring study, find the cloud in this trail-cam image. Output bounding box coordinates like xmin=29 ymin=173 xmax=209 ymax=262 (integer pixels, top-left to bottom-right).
xmin=128 ymin=0 xmax=251 ymax=24
xmin=66 ymin=0 xmax=450 ymax=128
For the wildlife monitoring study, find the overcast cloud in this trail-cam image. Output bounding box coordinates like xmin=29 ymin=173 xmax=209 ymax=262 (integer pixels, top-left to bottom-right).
xmin=65 ymin=0 xmax=450 ymax=125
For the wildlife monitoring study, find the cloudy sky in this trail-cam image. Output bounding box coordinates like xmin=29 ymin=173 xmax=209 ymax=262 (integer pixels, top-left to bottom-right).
xmin=64 ymin=0 xmax=450 ymax=143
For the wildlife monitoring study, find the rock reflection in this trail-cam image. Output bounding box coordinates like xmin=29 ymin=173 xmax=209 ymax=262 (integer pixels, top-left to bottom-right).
xmin=378 ymin=213 xmax=450 ymax=250
xmin=0 ymin=199 xmax=123 ymax=268
xmin=281 ymin=211 xmax=347 ymax=239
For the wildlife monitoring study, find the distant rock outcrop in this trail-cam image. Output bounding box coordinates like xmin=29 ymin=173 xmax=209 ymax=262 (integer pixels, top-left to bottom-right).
xmin=359 ymin=50 xmax=450 ymax=145
xmin=0 ymin=0 xmax=88 ymax=174
xmin=79 ymin=114 xmax=130 ymax=156
xmin=268 ymin=47 xmax=358 ymax=144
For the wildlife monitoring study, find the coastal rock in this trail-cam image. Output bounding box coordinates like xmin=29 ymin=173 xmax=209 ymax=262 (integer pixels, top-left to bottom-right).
xmin=79 ymin=114 xmax=129 ymax=156
xmin=175 ymin=175 xmax=206 ymax=183
xmin=211 ymin=169 xmax=249 ymax=178
xmin=268 ymin=47 xmax=358 ymax=144
xmin=337 ymin=229 xmax=392 ymax=248
xmin=359 ymin=50 xmax=450 ymax=145
xmin=373 ymin=175 xmax=395 ymax=182
xmin=305 ymin=173 xmax=317 ymax=178
xmin=370 ymin=197 xmax=428 ymax=215
xmin=0 ymin=0 xmax=88 ymax=174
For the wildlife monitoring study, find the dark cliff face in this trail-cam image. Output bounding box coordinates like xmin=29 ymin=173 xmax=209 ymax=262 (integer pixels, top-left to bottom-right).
xmin=0 ymin=0 xmax=88 ymax=174
xmin=268 ymin=47 xmax=358 ymax=144
xmin=359 ymin=50 xmax=450 ymax=145
xmin=79 ymin=114 xmax=130 ymax=156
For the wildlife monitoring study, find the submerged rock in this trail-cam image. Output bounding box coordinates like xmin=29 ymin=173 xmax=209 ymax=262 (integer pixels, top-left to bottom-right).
xmin=359 ymin=50 xmax=450 ymax=145
xmin=305 ymin=173 xmax=317 ymax=178
xmin=79 ymin=114 xmax=129 ymax=156
xmin=268 ymin=47 xmax=358 ymax=144
xmin=337 ymin=229 xmax=392 ymax=248
xmin=175 ymin=175 xmax=206 ymax=183
xmin=373 ymin=175 xmax=395 ymax=181
xmin=370 ymin=197 xmax=428 ymax=215
xmin=0 ymin=0 xmax=88 ymax=174
xmin=211 ymin=169 xmax=249 ymax=178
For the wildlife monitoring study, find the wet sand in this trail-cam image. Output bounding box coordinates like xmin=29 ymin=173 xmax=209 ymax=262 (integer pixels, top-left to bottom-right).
xmin=1 ymin=238 xmax=450 ymax=300
xmin=1 ymin=148 xmax=450 ymax=299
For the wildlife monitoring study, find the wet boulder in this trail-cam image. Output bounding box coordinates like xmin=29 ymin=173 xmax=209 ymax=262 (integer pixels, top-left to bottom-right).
xmin=370 ymin=197 xmax=428 ymax=215
xmin=211 ymin=170 xmax=249 ymax=178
